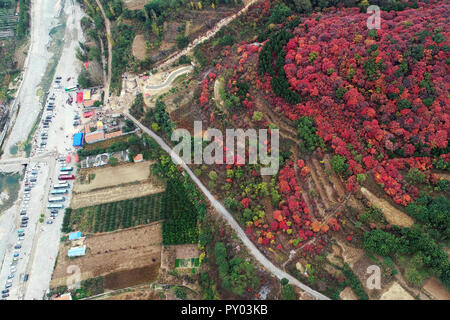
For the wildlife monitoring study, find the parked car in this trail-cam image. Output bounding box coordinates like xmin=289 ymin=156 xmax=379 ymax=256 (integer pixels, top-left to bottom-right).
xmin=7 ymin=274 xmax=14 ymax=279
xmin=46 ymin=220 xmax=53 ymax=225
xmin=5 ymin=283 xmax=12 ymax=289
xmin=1 ymin=294 xmax=8 ymax=298
xmin=23 ymin=274 xmax=29 ymax=282
xmin=20 ymin=211 xmax=26 ymax=215
xmin=1 ymin=289 xmax=8 ymax=294
xmin=14 ymin=244 xmax=21 ymax=249
xmin=18 ymin=233 xmax=25 ymax=237
xmin=18 ymin=237 xmax=24 ymax=241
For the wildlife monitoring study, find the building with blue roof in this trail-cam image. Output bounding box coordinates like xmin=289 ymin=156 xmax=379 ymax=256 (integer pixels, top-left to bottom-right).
xmin=73 ymin=133 xmax=84 ymax=147
xmin=68 ymin=246 xmax=86 ymax=257
xmin=68 ymin=231 xmax=82 ymax=241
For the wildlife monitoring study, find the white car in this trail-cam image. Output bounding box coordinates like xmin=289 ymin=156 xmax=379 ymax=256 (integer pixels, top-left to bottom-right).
xmin=18 ymin=237 xmax=24 ymax=241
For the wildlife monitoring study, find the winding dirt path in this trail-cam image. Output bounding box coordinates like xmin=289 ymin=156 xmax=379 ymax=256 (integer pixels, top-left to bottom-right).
xmin=95 ymin=0 xmax=112 ymax=97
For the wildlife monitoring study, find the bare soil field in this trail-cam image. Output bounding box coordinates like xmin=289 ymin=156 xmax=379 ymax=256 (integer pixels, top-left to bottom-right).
xmin=360 ymin=187 xmax=414 ymax=227
xmin=74 ymin=161 xmax=154 ymax=193
xmin=175 ymin=244 xmax=200 ymax=260
xmin=123 ymin=0 xmax=147 ymax=10
xmin=379 ymin=282 xmax=414 ymax=300
xmin=70 ymin=179 xmax=165 ymax=209
xmin=132 ymin=34 xmax=147 ymax=61
xmin=335 ymin=240 xmax=364 ymax=269
xmin=51 ymin=223 xmax=162 ymax=288
xmin=160 ymin=244 xmax=199 ymax=271
xmin=423 ymin=277 xmax=450 ymax=300
xmin=339 ymin=286 xmax=358 ymax=300
xmin=104 ymin=264 xmax=160 ymax=290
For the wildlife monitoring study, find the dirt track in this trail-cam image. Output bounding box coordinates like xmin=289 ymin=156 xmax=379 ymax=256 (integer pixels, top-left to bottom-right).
xmin=360 ymin=187 xmax=414 ymax=227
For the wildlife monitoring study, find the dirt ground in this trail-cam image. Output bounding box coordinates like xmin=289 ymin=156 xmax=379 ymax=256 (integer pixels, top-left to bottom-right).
xmin=123 ymin=0 xmax=147 ymax=10
xmin=70 ymin=179 xmax=165 ymax=209
xmin=73 ymin=161 xmax=154 ymax=193
xmin=132 ymin=34 xmax=147 ymax=61
xmin=175 ymin=244 xmax=200 ymax=260
xmin=336 ymin=240 xmax=365 ymax=269
xmin=339 ymin=286 xmax=358 ymax=300
xmin=103 ymin=286 xmax=163 ymax=300
xmin=360 ymin=187 xmax=414 ymax=227
xmin=160 ymin=244 xmax=199 ymax=272
xmin=423 ymin=277 xmax=450 ymax=300
xmin=51 ymin=223 xmax=162 ymax=288
xmin=379 ymin=282 xmax=414 ymax=300
xmin=104 ymin=264 xmax=160 ymax=290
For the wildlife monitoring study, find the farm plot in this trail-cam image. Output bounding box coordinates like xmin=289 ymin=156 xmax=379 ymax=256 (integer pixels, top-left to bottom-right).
xmin=51 ymin=224 xmax=162 ymax=289
xmin=161 ymin=180 xmax=198 ymax=245
xmin=70 ymin=180 xmax=164 ymax=209
xmin=73 ymin=161 xmax=155 ymax=193
xmin=68 ymin=193 xmax=164 ymax=233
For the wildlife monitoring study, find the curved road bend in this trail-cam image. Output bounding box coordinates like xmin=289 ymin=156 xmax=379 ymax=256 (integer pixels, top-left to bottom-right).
xmin=125 ymin=112 xmax=330 ymax=300
xmin=146 ymin=66 xmax=193 ymax=90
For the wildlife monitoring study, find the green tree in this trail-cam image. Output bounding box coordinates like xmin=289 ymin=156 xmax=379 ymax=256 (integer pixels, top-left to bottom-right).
xmin=78 ymin=71 xmax=91 ymax=89
xmin=331 ymin=155 xmax=348 ymax=175
xmin=406 ymin=168 xmax=426 ymax=185
xmin=292 ymin=0 xmax=313 ymax=14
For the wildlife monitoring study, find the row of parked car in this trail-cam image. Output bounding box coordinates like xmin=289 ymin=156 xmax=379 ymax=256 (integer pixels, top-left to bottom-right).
xmin=2 ymin=166 xmax=38 ymax=299
xmin=36 ymin=93 xmax=57 ymax=155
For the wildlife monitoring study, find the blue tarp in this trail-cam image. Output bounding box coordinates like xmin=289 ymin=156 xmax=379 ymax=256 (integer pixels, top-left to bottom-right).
xmin=68 ymin=231 xmax=82 ymax=241
xmin=68 ymin=246 xmax=86 ymax=257
xmin=73 ymin=133 xmax=83 ymax=147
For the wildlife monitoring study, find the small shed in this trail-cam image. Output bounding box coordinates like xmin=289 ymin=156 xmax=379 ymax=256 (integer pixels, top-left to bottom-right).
xmin=68 ymin=231 xmax=82 ymax=241
xmin=68 ymin=246 xmax=86 ymax=257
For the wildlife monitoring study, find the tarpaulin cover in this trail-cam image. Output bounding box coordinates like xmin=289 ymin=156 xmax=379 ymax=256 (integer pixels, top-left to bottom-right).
xmin=76 ymin=92 xmax=83 ymax=103
xmin=83 ymin=110 xmax=94 ymax=118
xmin=69 ymin=232 xmax=82 ymax=240
xmin=73 ymin=133 xmax=83 ymax=147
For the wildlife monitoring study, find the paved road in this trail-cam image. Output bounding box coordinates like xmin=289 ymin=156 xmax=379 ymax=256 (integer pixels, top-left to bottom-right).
xmin=146 ymin=66 xmax=193 ymax=90
xmin=125 ymin=112 xmax=330 ymax=300
xmin=0 ymin=151 xmax=57 ymax=166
